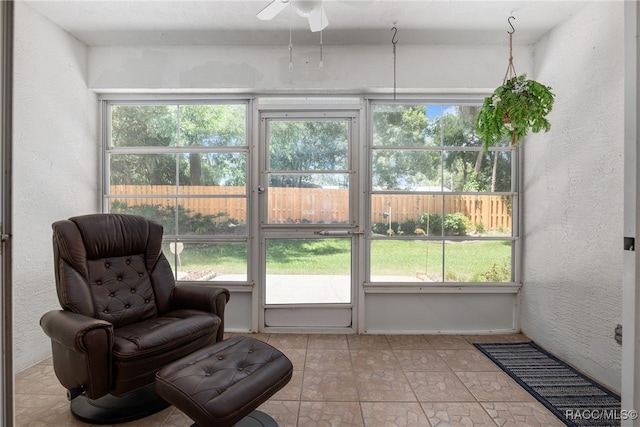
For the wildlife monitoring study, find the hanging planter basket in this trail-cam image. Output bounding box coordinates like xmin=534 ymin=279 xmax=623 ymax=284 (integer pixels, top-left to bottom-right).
xmin=475 ymin=17 xmax=556 ymax=152
xmin=476 ymin=74 xmax=555 ymax=151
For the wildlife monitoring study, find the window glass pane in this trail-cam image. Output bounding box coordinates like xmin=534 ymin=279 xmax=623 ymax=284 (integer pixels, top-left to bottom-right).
xmin=268 ymin=174 xmax=349 ymax=224
xmin=443 ymin=194 xmax=512 ymax=236
xmin=109 ymin=198 xmax=176 ymax=232
xmin=370 ymin=194 xmax=444 ymax=237
xmin=439 ymin=105 xmax=485 ymax=148
xmin=370 ymin=194 xmax=512 ymax=237
xmin=179 ymin=152 xmax=247 ymax=189
xmin=443 ymin=150 xmax=512 ymax=192
xmin=176 ymin=198 xmax=247 ymax=236
xmin=444 ymin=240 xmax=512 ymax=282
xmin=165 ymin=242 xmax=247 ymax=282
xmin=268 ymin=120 xmax=349 ymax=171
xmin=370 ymin=240 xmax=443 ymax=282
xmin=111 ymin=105 xmax=178 ymax=147
xmin=265 ymin=238 xmax=351 ymax=304
xmin=372 ymin=150 xmax=442 ymax=191
xmin=179 ymin=104 xmax=246 ymax=147
xmin=109 ymin=153 xmax=176 ymax=186
xmin=372 ymin=105 xmax=439 ymax=147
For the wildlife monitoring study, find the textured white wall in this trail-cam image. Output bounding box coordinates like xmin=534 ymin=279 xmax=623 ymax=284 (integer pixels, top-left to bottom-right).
xmin=89 ymin=44 xmax=533 ymax=92
xmin=13 ymin=3 xmax=98 ymax=372
xmin=521 ymin=2 xmax=624 ymax=391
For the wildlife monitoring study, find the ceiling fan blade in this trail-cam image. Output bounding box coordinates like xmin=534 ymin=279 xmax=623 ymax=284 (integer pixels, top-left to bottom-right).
xmin=257 ymin=0 xmax=289 ymax=20
xmin=308 ymin=3 xmax=328 ymax=32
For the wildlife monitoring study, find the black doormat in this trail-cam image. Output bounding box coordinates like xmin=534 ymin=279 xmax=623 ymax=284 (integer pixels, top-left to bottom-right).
xmin=473 ymin=342 xmax=622 ymax=427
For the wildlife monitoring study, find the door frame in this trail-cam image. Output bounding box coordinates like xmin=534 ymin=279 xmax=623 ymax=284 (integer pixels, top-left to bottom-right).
xmin=1 ymin=1 xmax=13 ymax=424
xmin=253 ymin=98 xmax=364 ymax=333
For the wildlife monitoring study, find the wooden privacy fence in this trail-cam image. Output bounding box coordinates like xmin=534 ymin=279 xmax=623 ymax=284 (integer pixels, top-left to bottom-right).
xmin=110 ymin=185 xmax=512 ymax=231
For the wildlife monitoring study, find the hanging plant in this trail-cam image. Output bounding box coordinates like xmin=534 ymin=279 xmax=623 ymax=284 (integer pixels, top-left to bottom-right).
xmin=476 ymin=74 xmax=555 ymax=150
xmin=475 ymin=16 xmax=555 ymax=152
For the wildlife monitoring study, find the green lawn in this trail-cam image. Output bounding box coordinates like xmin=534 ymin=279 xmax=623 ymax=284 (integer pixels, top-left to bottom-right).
xmin=170 ymin=238 xmax=512 ymax=282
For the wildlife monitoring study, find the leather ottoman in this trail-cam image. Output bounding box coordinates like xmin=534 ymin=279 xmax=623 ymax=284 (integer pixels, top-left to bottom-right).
xmin=155 ymin=336 xmax=293 ymax=427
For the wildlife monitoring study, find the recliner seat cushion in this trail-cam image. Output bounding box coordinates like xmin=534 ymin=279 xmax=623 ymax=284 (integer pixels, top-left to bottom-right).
xmin=113 ymin=310 xmax=220 ymax=360
xmin=111 ymin=310 xmax=222 ymax=395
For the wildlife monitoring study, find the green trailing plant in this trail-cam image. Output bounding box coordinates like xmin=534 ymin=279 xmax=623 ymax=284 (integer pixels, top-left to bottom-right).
xmin=476 ymin=74 xmax=555 ymax=151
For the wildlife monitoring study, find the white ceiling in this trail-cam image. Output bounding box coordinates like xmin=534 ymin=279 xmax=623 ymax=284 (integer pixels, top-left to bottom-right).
xmin=23 ymin=0 xmax=589 ymax=47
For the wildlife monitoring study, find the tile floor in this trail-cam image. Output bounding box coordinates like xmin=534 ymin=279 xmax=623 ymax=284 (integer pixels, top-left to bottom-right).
xmin=15 ymin=333 xmax=566 ymax=426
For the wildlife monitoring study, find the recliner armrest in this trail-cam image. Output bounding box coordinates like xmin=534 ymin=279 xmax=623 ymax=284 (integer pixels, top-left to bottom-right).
xmin=40 ymin=310 xmax=114 ymax=399
xmin=41 ymin=310 xmax=113 ymax=349
xmin=173 ymin=285 xmax=230 ymax=341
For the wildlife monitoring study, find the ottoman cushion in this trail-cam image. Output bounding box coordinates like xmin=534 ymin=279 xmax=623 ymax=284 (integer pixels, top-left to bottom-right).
xmin=155 ymin=336 xmax=293 ymax=426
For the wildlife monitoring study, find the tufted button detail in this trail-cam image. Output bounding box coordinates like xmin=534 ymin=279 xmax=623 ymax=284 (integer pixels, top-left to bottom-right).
xmin=238 ymin=367 xmax=243 ymax=371
xmin=217 ymin=356 xmax=223 ymax=360
xmin=105 ymin=262 xmax=110 ymax=268
xmin=145 ymin=299 xmax=150 ymax=303
xmin=103 ymin=309 xmax=108 ymax=313
xmin=130 ymin=289 xmax=136 ymax=293
xmin=117 ymin=276 xmax=123 ymax=281
xmin=126 ymin=259 xmax=131 ymax=265
xmin=139 ymin=273 xmax=144 ymax=277
xmin=205 ymin=373 xmax=211 ymax=377
xmin=125 ymin=304 xmax=130 ymax=308
xmin=96 ymin=280 xmax=101 ymax=285
xmin=109 ymin=293 xmax=114 ymax=297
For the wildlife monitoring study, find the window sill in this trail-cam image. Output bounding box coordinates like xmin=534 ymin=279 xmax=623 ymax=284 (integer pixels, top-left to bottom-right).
xmin=363 ymin=282 xmax=521 ymax=294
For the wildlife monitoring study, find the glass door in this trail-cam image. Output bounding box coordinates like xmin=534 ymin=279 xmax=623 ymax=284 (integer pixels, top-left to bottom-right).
xmin=258 ymin=111 xmax=359 ymax=330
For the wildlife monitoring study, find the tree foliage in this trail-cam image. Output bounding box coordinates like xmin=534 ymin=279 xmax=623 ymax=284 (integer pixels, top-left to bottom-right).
xmin=268 ymin=120 xmax=348 ymax=187
xmin=372 ymin=105 xmax=511 ymax=192
xmin=110 ymin=104 xmax=246 ymax=186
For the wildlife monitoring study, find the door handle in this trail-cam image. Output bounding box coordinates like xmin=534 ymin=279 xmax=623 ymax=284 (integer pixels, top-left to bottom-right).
xmin=315 ymin=230 xmax=363 ymax=236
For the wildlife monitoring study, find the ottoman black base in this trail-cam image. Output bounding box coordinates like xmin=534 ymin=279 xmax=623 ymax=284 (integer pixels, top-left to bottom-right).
xmin=156 ymin=336 xmax=293 ymax=427
xmin=190 ymin=410 xmax=277 ymax=427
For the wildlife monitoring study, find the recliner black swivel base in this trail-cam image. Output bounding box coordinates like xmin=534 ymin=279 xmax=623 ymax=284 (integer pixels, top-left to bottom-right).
xmin=70 ymin=384 xmax=170 ymax=425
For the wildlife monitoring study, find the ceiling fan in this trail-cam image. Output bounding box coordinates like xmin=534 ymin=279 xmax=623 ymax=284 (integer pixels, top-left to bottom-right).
xmin=257 ymin=0 xmax=329 ymax=32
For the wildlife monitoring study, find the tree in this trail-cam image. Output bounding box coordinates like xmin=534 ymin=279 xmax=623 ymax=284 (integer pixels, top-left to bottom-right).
xmin=110 ymin=105 xmax=183 ymax=185
xmin=268 ymin=120 xmax=349 ymax=187
xmin=179 ymin=104 xmax=246 ymax=185
xmin=430 ymin=106 xmax=511 ymax=192
xmin=110 ymin=104 xmax=247 ymax=187
xmin=371 ymin=105 xmax=441 ymax=190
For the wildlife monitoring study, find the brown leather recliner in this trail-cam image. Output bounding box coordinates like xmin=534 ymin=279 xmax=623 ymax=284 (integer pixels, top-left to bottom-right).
xmin=40 ymin=213 xmax=230 ymax=423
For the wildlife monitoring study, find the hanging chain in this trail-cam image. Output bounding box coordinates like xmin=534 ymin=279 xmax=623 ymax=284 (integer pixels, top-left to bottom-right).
xmin=288 ymin=1 xmax=294 ymax=71
xmin=391 ymin=26 xmax=398 ymax=99
xmin=503 ymin=16 xmax=517 ymax=83
xmin=319 ymin=2 xmax=324 ymax=70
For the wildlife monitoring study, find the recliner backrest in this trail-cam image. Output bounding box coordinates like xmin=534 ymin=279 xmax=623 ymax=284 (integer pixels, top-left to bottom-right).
xmin=52 ymin=214 xmax=176 ymax=328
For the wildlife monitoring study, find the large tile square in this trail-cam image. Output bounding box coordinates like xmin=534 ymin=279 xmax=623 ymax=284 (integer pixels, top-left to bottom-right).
xmin=481 ymin=401 xmax=565 ymax=426
xmin=426 ymin=335 xmax=476 ymax=350
xmin=355 ymin=370 xmax=417 ymax=402
xmin=308 ymin=334 xmax=349 ymax=349
xmin=437 ymin=349 xmax=502 ymax=371
xmin=267 ymin=334 xmax=309 ymax=349
xmin=405 ymin=371 xmax=476 ymax=402
xmin=351 ymin=349 xmax=402 ymax=371
xmin=301 ymin=371 xmax=359 ymax=401
xmin=386 ymin=335 xmax=433 ymax=350
xmin=306 ymin=349 xmax=353 ymax=371
xmin=394 ymin=349 xmax=451 ymax=371
xmin=361 ymin=402 xmax=430 ymax=427
xmin=455 ymin=371 xmax=536 ymax=402
xmin=348 ymin=335 xmax=392 ymax=350
xmin=298 ymin=401 xmax=364 ymax=426
xmin=421 ymin=402 xmax=498 ymax=426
